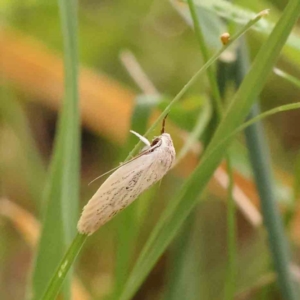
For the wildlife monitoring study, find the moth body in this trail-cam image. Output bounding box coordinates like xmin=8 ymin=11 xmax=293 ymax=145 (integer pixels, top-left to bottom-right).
xmin=78 ymin=132 xmax=175 ymax=235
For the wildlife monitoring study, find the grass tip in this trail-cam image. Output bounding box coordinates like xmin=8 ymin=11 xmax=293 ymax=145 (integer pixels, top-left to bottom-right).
xmin=257 ymin=9 xmax=270 ymax=18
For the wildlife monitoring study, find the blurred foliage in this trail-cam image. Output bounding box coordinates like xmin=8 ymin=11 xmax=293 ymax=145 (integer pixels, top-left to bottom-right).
xmin=1 ymin=0 xmax=300 ymax=300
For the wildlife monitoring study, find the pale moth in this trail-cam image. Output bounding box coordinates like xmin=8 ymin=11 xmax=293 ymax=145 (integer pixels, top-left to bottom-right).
xmin=77 ymin=115 xmax=176 ymax=235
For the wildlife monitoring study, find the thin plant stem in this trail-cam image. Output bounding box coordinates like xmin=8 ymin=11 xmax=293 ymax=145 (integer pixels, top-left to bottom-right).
xmin=126 ymin=10 xmax=267 ymax=160
xmin=41 ymin=233 xmax=88 ymax=300
xmin=174 ymin=100 xmax=212 ymax=166
xmin=40 ymin=11 xmax=266 ymax=300
xmin=274 ymin=68 xmax=300 ymax=88
xmin=235 ymin=40 xmax=297 ymax=300
xmin=224 ymin=158 xmax=236 ymax=300
xmin=187 ymin=0 xmax=222 ymax=116
xmin=187 ymin=1 xmax=236 ymax=297
xmin=119 ymin=1 xmax=300 ymax=298
xmin=210 ymin=102 xmax=300 ymax=155
xmin=31 ymin=0 xmax=80 ymax=298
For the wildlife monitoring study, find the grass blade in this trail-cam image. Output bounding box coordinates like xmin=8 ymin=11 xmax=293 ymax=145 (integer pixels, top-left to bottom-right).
xmin=127 ymin=10 xmax=266 ymax=159
xmin=113 ymin=95 xmax=159 ymax=298
xmin=187 ymin=0 xmax=222 ymax=115
xmin=40 ymin=233 xmax=87 ymax=300
xmin=224 ymin=158 xmax=236 ymax=300
xmin=212 ymin=104 xmax=300 ymax=155
xmin=175 ymin=99 xmax=211 ymax=166
xmin=188 ymin=0 xmax=300 ymax=52
xmin=38 ymin=8 xmax=271 ymax=299
xmin=163 ymin=212 xmax=201 ymax=300
xmin=31 ymin=0 xmax=80 ymax=299
xmin=274 ymin=68 xmax=300 ymax=88
xmin=236 ymin=38 xmax=300 ymax=296
xmin=119 ymin=1 xmax=300 ymax=299
xmin=0 ymin=88 xmax=46 ymax=204
xmin=187 ymin=0 xmax=236 ymax=297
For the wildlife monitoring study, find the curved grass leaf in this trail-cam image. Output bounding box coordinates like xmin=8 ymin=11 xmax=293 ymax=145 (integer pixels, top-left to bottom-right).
xmin=31 ymin=0 xmax=80 ymax=299
xmin=113 ymin=95 xmax=160 ymax=298
xmin=175 ymin=99 xmax=212 ymax=165
xmin=181 ymin=0 xmax=300 ymax=52
xmin=127 ymin=10 xmax=266 ymax=160
xmin=0 ymin=88 xmax=46 ymax=204
xmin=163 ymin=212 xmax=201 ymax=300
xmin=39 ymin=9 xmax=271 ymax=299
xmin=274 ymin=68 xmax=300 ymax=88
xmin=119 ymin=2 xmax=300 ymax=299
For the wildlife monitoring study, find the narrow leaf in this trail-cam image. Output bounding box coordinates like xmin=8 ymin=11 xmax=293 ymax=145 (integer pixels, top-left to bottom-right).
xmin=31 ymin=0 xmax=80 ymax=299
xmin=119 ymin=2 xmax=300 ymax=299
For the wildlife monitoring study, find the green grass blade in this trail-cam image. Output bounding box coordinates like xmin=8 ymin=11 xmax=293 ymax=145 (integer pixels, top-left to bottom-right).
xmin=212 ymin=103 xmax=300 ymax=155
xmin=126 ymin=11 xmax=265 ymax=160
xmin=187 ymin=1 xmax=236 ymax=297
xmin=243 ymin=104 xmax=294 ymax=297
xmin=119 ymin=1 xmax=300 ymax=299
xmin=273 ymin=65 xmax=300 ymax=221
xmin=224 ymin=158 xmax=236 ymax=300
xmin=235 ymin=42 xmax=299 ymax=296
xmin=37 ymin=8 xmax=272 ymax=300
xmin=163 ymin=212 xmax=201 ymax=300
xmin=290 ymin=153 xmax=300 ymax=225
xmin=175 ymin=99 xmax=211 ymax=165
xmin=188 ymin=0 xmax=300 ymax=52
xmin=0 ymin=88 xmax=46 ymax=204
xmin=113 ymin=95 xmax=159 ymax=298
xmin=274 ymin=68 xmax=300 ymax=88
xmin=31 ymin=0 xmax=80 ymax=299
xmin=41 ymin=233 xmax=87 ymax=300
xmin=187 ymin=0 xmax=222 ymax=115
xmin=57 ymin=0 xmax=80 ymax=246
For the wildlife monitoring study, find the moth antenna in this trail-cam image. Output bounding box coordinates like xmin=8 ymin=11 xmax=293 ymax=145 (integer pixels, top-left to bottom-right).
xmin=88 ymin=166 xmax=121 ymax=185
xmin=130 ymin=130 xmax=151 ymax=146
xmin=161 ymin=113 xmax=169 ymax=134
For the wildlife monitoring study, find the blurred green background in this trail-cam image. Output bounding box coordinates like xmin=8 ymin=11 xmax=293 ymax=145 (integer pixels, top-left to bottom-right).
xmin=1 ymin=0 xmax=300 ymax=299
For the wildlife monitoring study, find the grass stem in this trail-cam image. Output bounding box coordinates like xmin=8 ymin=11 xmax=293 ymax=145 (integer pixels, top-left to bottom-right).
xmin=187 ymin=1 xmax=236 ymax=297
xmin=235 ymin=41 xmax=297 ymax=300
xmin=41 ymin=233 xmax=88 ymax=300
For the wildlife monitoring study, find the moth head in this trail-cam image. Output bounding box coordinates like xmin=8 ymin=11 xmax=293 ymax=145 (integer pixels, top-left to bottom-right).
xmin=150 ymin=133 xmax=173 ymax=151
xmin=161 ymin=133 xmax=173 ymax=147
xmin=150 ymin=137 xmax=162 ymax=150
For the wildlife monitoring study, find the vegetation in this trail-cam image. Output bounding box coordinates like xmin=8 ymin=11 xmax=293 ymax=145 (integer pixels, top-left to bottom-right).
xmin=1 ymin=1 xmax=300 ymax=300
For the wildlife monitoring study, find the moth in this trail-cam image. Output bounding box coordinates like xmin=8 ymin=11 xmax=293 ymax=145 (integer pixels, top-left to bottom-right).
xmin=77 ymin=115 xmax=176 ymax=235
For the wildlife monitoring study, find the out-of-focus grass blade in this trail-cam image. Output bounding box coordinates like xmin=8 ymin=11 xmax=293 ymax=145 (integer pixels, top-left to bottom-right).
xmin=164 ymin=212 xmax=201 ymax=300
xmin=273 ymin=68 xmax=300 ymax=218
xmin=171 ymin=0 xmax=225 ymax=50
xmin=289 ymin=153 xmax=300 ymax=225
xmin=38 ymin=9 xmax=271 ymax=299
xmin=119 ymin=1 xmax=300 ymax=299
xmin=212 ymin=102 xmax=300 ymax=155
xmin=166 ymin=1 xmax=217 ymax=295
xmin=0 ymin=87 xmax=46 ymax=203
xmin=293 ymin=154 xmax=300 ymax=201
xmin=273 ymin=69 xmax=300 ymax=223
xmin=31 ymin=0 xmax=80 ymax=299
xmin=175 ymin=98 xmax=212 ymax=166
xmin=127 ymin=10 xmax=266 ymax=160
xmin=181 ymin=0 xmax=300 ymax=52
xmin=113 ymin=95 xmax=160 ymax=298
xmin=274 ymin=68 xmax=300 ymax=88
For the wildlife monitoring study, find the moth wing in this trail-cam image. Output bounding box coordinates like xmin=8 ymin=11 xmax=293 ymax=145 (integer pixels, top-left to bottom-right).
xmin=88 ymin=144 xmax=157 ymax=185
xmin=78 ymin=153 xmax=157 ymax=235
